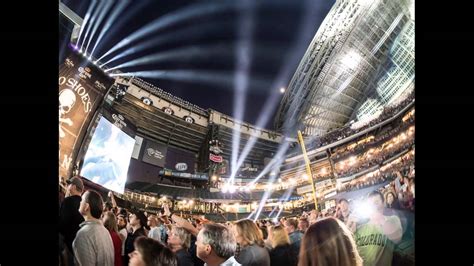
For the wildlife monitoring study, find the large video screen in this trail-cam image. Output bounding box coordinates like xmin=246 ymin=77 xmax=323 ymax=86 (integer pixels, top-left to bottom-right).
xmin=80 ymin=116 xmax=135 ymax=193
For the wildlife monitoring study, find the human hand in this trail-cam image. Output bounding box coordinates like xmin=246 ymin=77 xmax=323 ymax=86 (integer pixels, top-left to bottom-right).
xmin=163 ymin=203 xmax=171 ymax=216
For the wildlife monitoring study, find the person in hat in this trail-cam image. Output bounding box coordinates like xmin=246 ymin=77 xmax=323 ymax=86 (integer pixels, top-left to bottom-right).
xmin=59 ymin=176 xmax=85 ymax=254
xmin=123 ymin=209 xmax=147 ymax=265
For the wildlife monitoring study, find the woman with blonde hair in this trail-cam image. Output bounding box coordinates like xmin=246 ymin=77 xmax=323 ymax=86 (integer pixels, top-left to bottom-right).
xmin=102 ymin=211 xmax=123 ymax=266
xmin=267 ymin=225 xmax=297 ymax=266
xmin=167 ymin=225 xmax=193 ymax=266
xmin=233 ymin=219 xmax=270 ymax=266
xmin=298 ymin=217 xmax=363 ymax=266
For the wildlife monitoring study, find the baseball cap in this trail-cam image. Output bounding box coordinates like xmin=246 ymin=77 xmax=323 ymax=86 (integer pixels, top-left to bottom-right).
xmin=66 ymin=176 xmax=84 ymax=192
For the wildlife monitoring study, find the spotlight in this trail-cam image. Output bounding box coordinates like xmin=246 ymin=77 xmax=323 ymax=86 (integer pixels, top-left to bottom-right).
xmin=222 ymin=183 xmax=229 ymax=193
xmin=114 ymin=83 xmax=129 ymax=102
xmin=352 ymin=200 xmax=375 ymax=219
xmin=280 ymin=87 xmax=285 ymax=94
xmin=229 ymin=185 xmax=236 ymax=194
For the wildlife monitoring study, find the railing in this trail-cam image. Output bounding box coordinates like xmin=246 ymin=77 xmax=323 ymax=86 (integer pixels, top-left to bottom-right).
xmin=130 ymin=77 xmax=209 ymax=117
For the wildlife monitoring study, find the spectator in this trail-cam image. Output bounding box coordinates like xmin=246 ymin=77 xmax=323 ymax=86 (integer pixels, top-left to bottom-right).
xmin=267 ymin=225 xmax=297 ymax=266
xmin=233 ymin=219 xmax=270 ymax=266
xmin=59 ymin=176 xmax=85 ymax=254
xmin=196 ymin=223 xmax=241 ymax=266
xmin=116 ymin=211 xmax=128 ymax=264
xmin=298 ymin=217 xmax=362 ymax=266
xmin=284 ymin=218 xmax=303 ymax=258
xmin=334 ymin=199 xmax=357 ymax=233
xmin=147 ymin=214 xmax=162 ymax=243
xmin=124 ymin=210 xmax=147 ymax=265
xmin=354 ymin=191 xmax=403 ymax=266
xmin=103 ymin=211 xmax=123 ymax=266
xmin=385 ymin=191 xmax=402 ymax=210
xmin=167 ymin=225 xmax=194 ymax=266
xmin=298 ymin=218 xmax=309 ymax=233
xmin=129 ymin=236 xmax=177 ymax=266
xmin=73 ymin=190 xmax=114 ymax=266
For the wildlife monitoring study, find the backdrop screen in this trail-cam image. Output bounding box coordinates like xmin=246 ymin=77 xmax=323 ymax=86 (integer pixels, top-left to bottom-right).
xmin=80 ymin=116 xmax=135 ymax=193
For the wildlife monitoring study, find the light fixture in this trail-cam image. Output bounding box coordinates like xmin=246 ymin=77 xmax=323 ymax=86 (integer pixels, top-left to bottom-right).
xmin=141 ymin=96 xmax=153 ymax=106
xmin=280 ymin=87 xmax=285 ymax=94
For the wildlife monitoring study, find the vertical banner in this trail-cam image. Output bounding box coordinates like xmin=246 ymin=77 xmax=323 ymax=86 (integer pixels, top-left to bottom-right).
xmin=131 ymin=136 xmax=144 ymax=159
xmin=59 ymin=46 xmax=113 ymax=179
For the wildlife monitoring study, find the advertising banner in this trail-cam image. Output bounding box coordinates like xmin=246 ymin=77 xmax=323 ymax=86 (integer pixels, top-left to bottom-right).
xmin=165 ymin=147 xmax=196 ymax=173
xmin=142 ymin=139 xmax=168 ymax=167
xmin=210 ymin=154 xmax=223 ymax=163
xmin=159 ymin=170 xmax=208 ymax=181
xmin=99 ymin=106 xmax=136 ymax=137
xmin=59 ymin=47 xmax=113 ymax=179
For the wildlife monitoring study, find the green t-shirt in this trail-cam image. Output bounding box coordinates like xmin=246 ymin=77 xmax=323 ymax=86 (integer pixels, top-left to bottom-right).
xmin=355 ymin=216 xmax=400 ymax=266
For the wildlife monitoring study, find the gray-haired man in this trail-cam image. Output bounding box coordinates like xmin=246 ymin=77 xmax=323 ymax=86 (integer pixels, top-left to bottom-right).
xmin=196 ymin=223 xmax=241 ymax=266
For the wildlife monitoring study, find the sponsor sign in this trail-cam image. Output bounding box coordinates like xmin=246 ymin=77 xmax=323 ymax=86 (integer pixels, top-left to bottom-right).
xmin=159 ymin=170 xmax=208 ymax=180
xmin=165 ymin=147 xmax=196 ymax=173
xmin=175 ymin=163 xmax=188 ymax=171
xmin=142 ymin=140 xmax=167 ymax=167
xmin=210 ymin=153 xmax=223 ymax=163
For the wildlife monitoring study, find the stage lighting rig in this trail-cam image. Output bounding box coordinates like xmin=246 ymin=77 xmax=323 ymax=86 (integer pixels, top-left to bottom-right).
xmin=113 ymin=83 xmax=129 ymax=103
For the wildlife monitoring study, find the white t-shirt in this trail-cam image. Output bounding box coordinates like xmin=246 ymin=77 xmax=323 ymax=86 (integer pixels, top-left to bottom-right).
xmin=119 ymin=228 xmax=127 ymax=256
xmin=148 ymin=226 xmax=161 ymax=243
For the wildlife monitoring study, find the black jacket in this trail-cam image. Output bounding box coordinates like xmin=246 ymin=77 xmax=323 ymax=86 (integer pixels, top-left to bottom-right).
xmin=59 ymin=195 xmax=84 ymax=253
xmin=269 ymin=244 xmax=297 ymax=266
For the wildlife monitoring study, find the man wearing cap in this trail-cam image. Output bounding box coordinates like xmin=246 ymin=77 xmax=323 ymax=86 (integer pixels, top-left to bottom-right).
xmin=59 ymin=176 xmax=85 ymax=254
xmin=123 ymin=209 xmax=147 ymax=265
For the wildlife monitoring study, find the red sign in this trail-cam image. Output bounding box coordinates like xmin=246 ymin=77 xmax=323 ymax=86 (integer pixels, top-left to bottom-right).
xmin=209 ymin=154 xmax=223 ymax=163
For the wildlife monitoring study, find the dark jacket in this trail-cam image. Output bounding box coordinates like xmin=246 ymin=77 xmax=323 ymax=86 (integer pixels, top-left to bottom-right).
xmin=59 ymin=195 xmax=84 ymax=253
xmin=176 ymin=248 xmax=194 ymax=266
xmin=269 ymin=244 xmax=297 ymax=266
xmin=236 ymin=244 xmax=270 ymax=266
xmin=123 ymin=227 xmax=146 ymax=265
